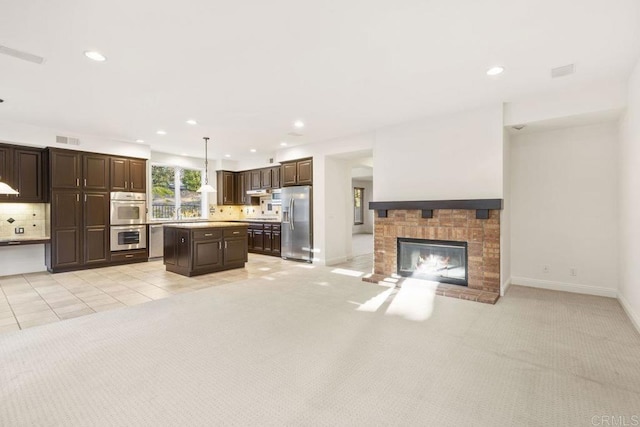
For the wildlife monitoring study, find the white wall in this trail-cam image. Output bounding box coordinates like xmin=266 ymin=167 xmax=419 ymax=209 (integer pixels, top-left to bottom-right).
xmin=510 ymin=122 xmax=619 ymax=297
xmin=0 ymin=119 xmax=151 ymax=159
xmin=323 ymin=156 xmax=353 ymax=264
xmin=504 ymin=81 xmax=627 ymax=127
xmin=373 ymin=105 xmax=504 ymax=200
xmin=275 ymin=133 xmax=374 ymax=265
xmin=0 ymin=245 xmax=46 ymax=275
xmin=352 ymin=179 xmax=373 ymax=234
xmin=500 ymin=127 xmax=512 ymax=295
xmin=618 ymin=56 xmax=640 ymax=331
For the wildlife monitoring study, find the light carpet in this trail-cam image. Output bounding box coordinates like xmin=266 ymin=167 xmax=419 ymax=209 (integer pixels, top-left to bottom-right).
xmin=1 ymin=264 xmax=639 ymax=426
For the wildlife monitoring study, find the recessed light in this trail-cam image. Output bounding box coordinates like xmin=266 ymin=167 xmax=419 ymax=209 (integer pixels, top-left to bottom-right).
xmin=225 ymin=154 xmax=231 ymax=158
xmin=181 ymin=153 xmax=188 ymax=156
xmin=250 ymin=149 xmax=257 ymax=153
xmin=84 ymin=51 xmax=107 ymax=62
xmin=186 ymin=119 xmax=197 ymax=125
xmin=293 ymin=120 xmax=305 ymax=129
xmin=135 ymin=139 xmax=144 ymax=143
xmin=280 ymin=142 xmax=288 ymax=146
xmin=156 ymin=130 xmax=167 ymax=135
xmin=486 ymin=66 xmax=504 ymax=76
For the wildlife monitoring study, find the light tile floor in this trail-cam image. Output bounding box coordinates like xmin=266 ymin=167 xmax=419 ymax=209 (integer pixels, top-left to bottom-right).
xmin=0 ymin=254 xmax=374 ymax=334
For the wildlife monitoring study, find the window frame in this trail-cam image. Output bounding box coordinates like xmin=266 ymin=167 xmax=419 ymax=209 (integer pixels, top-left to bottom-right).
xmin=354 ymin=187 xmax=365 ymax=225
xmin=150 ymin=162 xmax=208 ymax=220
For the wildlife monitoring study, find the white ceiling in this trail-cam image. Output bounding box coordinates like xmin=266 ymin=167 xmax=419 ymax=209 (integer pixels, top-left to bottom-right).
xmin=1 ymin=0 xmax=639 ymax=159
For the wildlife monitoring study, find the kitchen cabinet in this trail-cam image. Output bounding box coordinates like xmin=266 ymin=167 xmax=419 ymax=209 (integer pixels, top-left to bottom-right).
xmin=163 ymin=224 xmax=248 ymax=276
xmin=282 ymin=158 xmax=312 ymax=186
xmin=251 ymin=170 xmax=261 ymax=190
xmin=235 ymin=172 xmax=245 ymax=206
xmin=247 ymin=222 xmax=281 ymax=257
xmin=260 ymin=168 xmax=272 ymax=189
xmin=83 ymin=192 xmax=110 ymax=265
xmin=0 ymin=144 xmax=46 ymax=202
xmin=52 ymin=149 xmax=117 ymax=192
xmin=110 ymin=157 xmax=146 ymax=192
xmin=50 ymin=149 xmax=81 ymax=189
xmin=271 ymin=167 xmax=280 ymax=188
xmin=243 ymin=172 xmax=252 ymax=205
xmin=83 ymin=154 xmax=109 ymax=191
xmin=216 ymin=170 xmax=237 ymax=205
xmin=47 ymin=191 xmax=82 ymax=270
xmin=46 ymin=148 xmax=147 ymax=272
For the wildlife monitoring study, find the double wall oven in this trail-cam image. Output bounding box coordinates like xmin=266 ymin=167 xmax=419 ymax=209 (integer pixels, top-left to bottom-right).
xmin=110 ymin=192 xmax=147 ymax=252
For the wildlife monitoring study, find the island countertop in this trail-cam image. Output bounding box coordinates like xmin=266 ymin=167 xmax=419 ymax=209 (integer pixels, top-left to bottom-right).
xmin=163 ymin=221 xmax=249 ymax=229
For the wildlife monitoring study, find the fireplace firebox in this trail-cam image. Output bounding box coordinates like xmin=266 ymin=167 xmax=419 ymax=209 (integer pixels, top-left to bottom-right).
xmin=397 ymin=238 xmax=468 ymax=286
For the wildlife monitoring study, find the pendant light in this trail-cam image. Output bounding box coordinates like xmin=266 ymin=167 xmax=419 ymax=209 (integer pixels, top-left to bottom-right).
xmin=197 ymin=136 xmax=216 ymax=193
xmin=0 ymin=179 xmax=19 ymax=195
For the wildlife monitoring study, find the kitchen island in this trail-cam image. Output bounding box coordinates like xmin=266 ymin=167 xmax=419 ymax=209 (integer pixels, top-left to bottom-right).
xmin=163 ymin=222 xmax=249 ymax=277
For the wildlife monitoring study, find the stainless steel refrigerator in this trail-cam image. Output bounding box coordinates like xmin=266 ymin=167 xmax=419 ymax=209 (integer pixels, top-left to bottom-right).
xmin=281 ymin=185 xmax=313 ymax=262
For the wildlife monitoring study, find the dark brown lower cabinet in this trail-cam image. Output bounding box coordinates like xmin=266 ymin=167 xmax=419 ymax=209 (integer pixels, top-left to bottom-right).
xmin=47 ymin=190 xmax=112 ymax=272
xmin=50 ymin=228 xmax=82 ymax=269
xmin=247 ymin=222 xmax=281 ymax=257
xmin=164 ymin=225 xmax=248 ymax=277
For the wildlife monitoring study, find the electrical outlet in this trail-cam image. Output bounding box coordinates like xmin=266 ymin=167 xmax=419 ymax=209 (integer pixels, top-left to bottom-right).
xmin=570 ymin=268 xmax=577 ymax=277
xmin=542 ymin=265 xmax=550 ymax=274
xmin=14 ymin=227 xmax=24 ymax=234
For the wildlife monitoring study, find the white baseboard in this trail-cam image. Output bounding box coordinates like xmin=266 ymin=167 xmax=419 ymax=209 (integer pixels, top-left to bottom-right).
xmin=510 ymin=276 xmax=617 ymax=298
xmin=618 ymin=293 xmax=640 ymax=335
xmin=324 ymin=256 xmax=349 ymax=266
xmin=501 ymin=277 xmax=512 ymax=296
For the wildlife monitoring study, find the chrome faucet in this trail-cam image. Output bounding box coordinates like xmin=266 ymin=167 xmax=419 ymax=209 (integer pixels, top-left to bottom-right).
xmin=175 ymin=206 xmax=183 ymax=220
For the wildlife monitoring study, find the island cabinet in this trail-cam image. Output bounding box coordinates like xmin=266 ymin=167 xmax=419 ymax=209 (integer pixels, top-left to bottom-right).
xmin=163 ymin=223 xmax=248 ymax=277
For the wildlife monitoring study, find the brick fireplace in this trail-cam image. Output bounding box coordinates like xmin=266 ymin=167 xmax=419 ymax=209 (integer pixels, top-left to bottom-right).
xmin=365 ymin=200 xmax=502 ymax=304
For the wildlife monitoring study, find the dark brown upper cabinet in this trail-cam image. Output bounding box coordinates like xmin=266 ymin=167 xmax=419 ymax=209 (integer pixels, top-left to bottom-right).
xmin=216 ymin=171 xmax=236 ymax=205
xmin=83 ymin=154 xmax=109 ymax=191
xmin=0 ymin=144 xmax=46 ymax=202
xmin=50 ymin=149 xmax=81 ymax=189
xmin=281 ymin=158 xmax=312 ymax=186
xmin=260 ymin=168 xmax=272 ymax=189
xmin=0 ymin=146 xmax=12 ymax=201
xmin=271 ymin=166 xmax=280 ymax=188
xmin=110 ymin=157 xmax=146 ymax=192
xmin=250 ymin=170 xmax=261 ymax=190
xmin=129 ymin=159 xmax=146 ymax=192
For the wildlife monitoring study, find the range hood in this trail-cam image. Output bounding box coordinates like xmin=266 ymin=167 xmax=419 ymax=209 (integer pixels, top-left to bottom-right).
xmin=246 ymin=189 xmax=271 ymax=196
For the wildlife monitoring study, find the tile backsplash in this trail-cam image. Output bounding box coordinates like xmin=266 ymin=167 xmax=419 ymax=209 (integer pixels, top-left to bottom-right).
xmin=0 ymin=203 xmax=50 ymax=240
xmin=207 ymin=204 xmax=282 ymax=222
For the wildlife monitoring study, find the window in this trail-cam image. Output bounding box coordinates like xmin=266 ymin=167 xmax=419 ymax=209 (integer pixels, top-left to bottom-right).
xmin=151 ymin=164 xmax=206 ymax=219
xmin=354 ymin=187 xmax=364 ymax=225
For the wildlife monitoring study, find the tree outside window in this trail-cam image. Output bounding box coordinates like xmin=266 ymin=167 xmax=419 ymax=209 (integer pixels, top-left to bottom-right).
xmin=152 ymin=164 xmax=205 ymax=219
xmin=354 ymin=187 xmax=364 ymax=225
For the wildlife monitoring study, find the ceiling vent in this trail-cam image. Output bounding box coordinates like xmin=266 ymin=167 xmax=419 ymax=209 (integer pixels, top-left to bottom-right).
xmin=56 ymin=135 xmax=80 ymax=146
xmin=551 ymin=64 xmax=575 ymax=78
xmin=0 ymin=45 xmax=45 ymax=65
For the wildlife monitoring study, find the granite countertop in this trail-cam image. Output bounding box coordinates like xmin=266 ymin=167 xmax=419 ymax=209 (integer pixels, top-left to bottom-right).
xmin=229 ymin=219 xmax=282 ymax=223
xmin=163 ymin=221 xmax=249 ymax=229
xmin=0 ymin=236 xmax=51 ymax=246
xmin=146 ymin=219 xmax=212 ymax=225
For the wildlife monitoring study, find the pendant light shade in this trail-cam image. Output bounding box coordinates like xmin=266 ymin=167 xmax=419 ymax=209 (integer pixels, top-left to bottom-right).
xmin=197 ymin=136 xmax=216 ymax=193
xmin=0 ymin=181 xmax=19 ymax=195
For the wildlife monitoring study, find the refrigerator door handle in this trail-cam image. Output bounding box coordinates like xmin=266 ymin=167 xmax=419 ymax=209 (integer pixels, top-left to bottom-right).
xmin=291 ymin=199 xmax=295 ymax=231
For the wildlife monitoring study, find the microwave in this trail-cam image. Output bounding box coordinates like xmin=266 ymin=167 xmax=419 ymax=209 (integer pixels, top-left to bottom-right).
xmin=271 ymin=189 xmax=282 ymax=205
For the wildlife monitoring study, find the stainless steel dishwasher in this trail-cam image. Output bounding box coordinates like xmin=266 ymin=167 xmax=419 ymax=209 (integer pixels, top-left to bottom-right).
xmin=148 ymin=224 xmax=165 ymax=259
